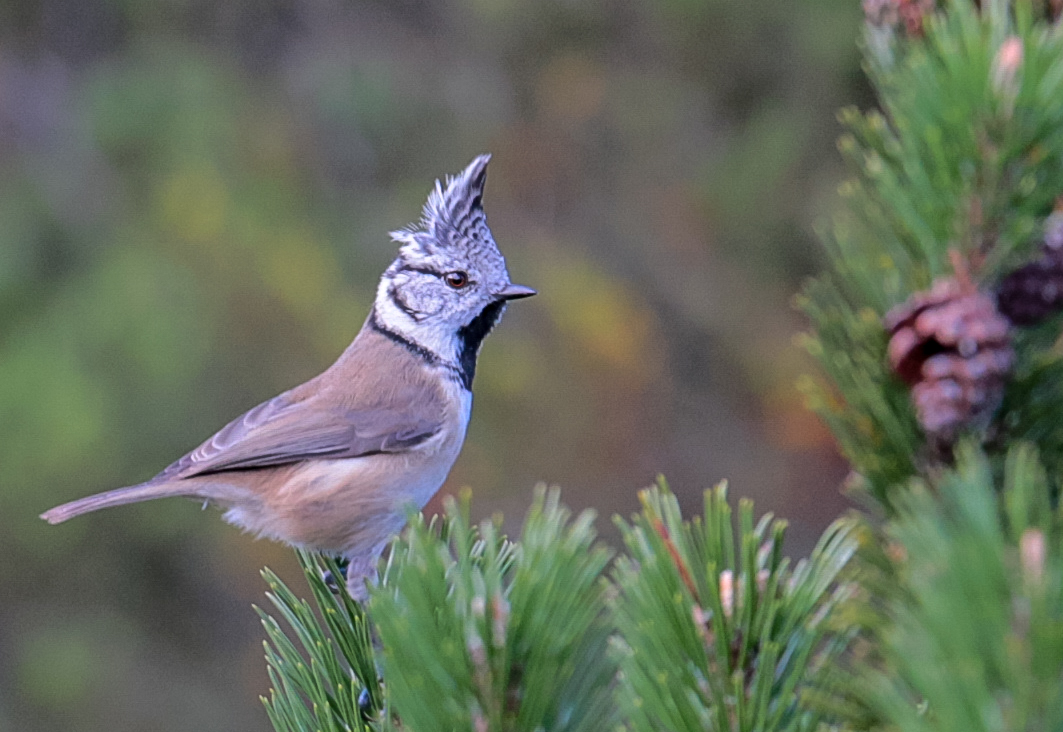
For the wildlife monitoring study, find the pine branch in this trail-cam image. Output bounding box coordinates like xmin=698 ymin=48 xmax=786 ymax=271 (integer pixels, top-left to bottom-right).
xmin=800 ymin=0 xmax=1063 ymax=506
xmin=611 ymin=478 xmax=862 ymax=732
xmin=867 ymin=442 xmax=1063 ymax=731
xmin=793 ymin=2 xmax=1063 ymax=729
xmin=369 ymin=487 xmax=615 ymax=732
xmin=258 ymin=552 xmax=381 ymax=732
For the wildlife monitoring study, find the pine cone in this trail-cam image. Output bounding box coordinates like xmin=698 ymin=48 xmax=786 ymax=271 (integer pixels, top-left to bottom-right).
xmin=997 ymin=212 xmax=1063 ymax=325
xmin=885 ymin=277 xmax=1014 ymax=440
xmin=863 ymin=0 xmax=935 ymax=36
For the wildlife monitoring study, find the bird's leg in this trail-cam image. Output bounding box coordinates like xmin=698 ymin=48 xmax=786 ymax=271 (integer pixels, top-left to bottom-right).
xmin=339 ymin=549 xmax=387 ymax=719
xmin=343 ymin=551 xmax=379 ymax=603
xmin=358 ymin=686 xmax=375 ymax=722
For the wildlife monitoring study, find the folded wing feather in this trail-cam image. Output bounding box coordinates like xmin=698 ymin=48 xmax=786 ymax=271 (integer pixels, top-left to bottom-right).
xmin=157 ymin=392 xmax=441 ymax=480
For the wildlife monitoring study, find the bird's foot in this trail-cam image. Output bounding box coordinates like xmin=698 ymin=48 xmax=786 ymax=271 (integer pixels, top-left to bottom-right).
xmin=322 ymin=557 xmax=350 ymax=594
xmin=358 ymin=685 xmax=377 ymax=722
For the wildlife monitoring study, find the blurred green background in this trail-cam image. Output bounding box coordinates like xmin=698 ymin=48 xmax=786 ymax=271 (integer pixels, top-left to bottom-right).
xmin=0 ymin=0 xmax=867 ymax=729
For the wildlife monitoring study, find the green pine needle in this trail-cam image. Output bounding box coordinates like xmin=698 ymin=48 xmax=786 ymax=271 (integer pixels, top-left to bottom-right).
xmin=612 ymin=478 xmax=861 ymax=732
xmin=867 ymin=443 xmax=1063 ymax=732
xmin=370 ymin=486 xmax=616 ymax=732
xmin=258 ymin=552 xmax=380 ymax=732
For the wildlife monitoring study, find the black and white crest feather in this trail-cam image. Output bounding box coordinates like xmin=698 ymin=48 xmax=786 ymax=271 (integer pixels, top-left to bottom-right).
xmin=423 ymin=153 xmax=490 ymax=234
xmin=390 ymin=154 xmax=494 ymax=257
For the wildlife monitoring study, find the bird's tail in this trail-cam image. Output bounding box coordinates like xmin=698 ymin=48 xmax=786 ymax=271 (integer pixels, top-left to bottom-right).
xmin=41 ymin=481 xmax=198 ymax=525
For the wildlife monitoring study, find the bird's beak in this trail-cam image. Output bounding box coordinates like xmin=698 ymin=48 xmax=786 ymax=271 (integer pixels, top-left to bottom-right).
xmin=496 ymin=283 xmax=537 ymax=301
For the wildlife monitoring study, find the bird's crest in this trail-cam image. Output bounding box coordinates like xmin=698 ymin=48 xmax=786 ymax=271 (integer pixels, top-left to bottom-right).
xmin=390 ymin=154 xmax=492 ymax=257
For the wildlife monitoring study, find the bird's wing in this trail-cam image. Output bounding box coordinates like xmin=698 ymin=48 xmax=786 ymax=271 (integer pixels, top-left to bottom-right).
xmin=156 ymin=391 xmax=442 ymax=481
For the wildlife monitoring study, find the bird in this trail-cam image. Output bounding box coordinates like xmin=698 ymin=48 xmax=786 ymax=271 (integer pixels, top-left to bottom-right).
xmin=41 ymin=154 xmax=535 ymax=599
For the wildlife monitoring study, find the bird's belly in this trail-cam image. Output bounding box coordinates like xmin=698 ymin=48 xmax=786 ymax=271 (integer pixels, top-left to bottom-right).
xmin=220 ymin=433 xmax=465 ymax=555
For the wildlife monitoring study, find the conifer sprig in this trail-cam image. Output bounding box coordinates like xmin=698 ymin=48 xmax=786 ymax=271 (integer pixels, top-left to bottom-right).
xmin=258 ymin=551 xmax=381 ymax=732
xmin=611 ymin=479 xmax=861 ymax=732
xmin=257 ymin=485 xmax=867 ymax=732
xmin=370 ymin=487 xmax=616 ymax=732
xmin=868 ymin=443 xmax=1063 ymax=731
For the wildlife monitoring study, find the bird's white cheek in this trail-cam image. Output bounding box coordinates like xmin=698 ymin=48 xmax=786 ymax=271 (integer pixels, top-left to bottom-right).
xmin=409 ymin=290 xmax=446 ymax=317
xmin=458 ymin=389 xmax=473 ymax=433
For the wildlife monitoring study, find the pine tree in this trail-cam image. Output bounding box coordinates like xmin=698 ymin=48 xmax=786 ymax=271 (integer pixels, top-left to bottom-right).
xmin=798 ymin=0 xmax=1063 ymax=726
xmin=256 ymin=1 xmax=1063 ymax=729
xmin=611 ymin=482 xmax=860 ymax=732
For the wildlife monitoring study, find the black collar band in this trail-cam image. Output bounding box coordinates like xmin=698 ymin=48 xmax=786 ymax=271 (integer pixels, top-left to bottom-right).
xmin=368 ymin=308 xmax=468 ymax=388
xmin=369 ymin=308 xmax=442 ymax=366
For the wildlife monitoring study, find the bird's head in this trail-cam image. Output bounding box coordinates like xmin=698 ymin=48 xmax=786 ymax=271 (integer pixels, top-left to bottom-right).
xmin=374 ymin=154 xmax=535 ymax=367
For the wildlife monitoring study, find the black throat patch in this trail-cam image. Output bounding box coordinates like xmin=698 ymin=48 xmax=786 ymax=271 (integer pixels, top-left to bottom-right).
xmin=456 ymin=300 xmax=506 ymax=390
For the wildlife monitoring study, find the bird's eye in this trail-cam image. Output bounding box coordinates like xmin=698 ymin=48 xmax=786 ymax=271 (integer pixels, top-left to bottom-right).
xmin=444 ymin=271 xmax=469 ymax=289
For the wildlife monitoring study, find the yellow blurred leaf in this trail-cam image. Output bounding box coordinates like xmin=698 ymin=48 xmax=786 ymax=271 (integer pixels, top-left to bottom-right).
xmin=157 ymin=162 xmax=229 ymax=244
xmin=260 ymin=230 xmax=339 ymax=315
xmin=540 ymin=253 xmax=662 ymax=387
xmin=536 ymin=54 xmax=607 ymax=127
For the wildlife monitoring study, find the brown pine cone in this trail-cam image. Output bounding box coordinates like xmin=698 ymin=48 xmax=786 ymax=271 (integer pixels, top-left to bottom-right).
xmin=997 ymin=212 xmax=1063 ymax=325
xmin=863 ymin=0 xmax=935 ymax=35
xmin=885 ymin=277 xmax=1014 ymax=440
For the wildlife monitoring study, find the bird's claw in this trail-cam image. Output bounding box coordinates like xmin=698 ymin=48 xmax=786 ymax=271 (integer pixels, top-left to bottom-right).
xmin=322 ymin=557 xmax=350 ymax=593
